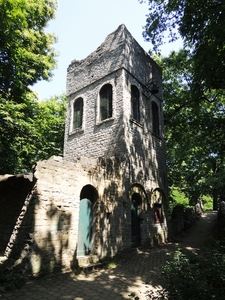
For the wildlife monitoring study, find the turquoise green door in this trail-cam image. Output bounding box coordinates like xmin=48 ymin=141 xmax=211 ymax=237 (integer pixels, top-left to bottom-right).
xmin=77 ymin=198 xmax=92 ymax=256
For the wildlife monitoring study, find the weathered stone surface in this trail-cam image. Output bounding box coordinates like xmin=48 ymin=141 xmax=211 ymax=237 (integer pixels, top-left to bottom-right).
xmin=67 ymin=24 xmax=162 ymax=99
xmin=0 ymin=25 xmax=169 ymax=276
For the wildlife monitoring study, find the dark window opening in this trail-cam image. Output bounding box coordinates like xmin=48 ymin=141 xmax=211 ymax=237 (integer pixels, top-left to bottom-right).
xmin=152 ymin=101 xmax=159 ymax=135
xmin=153 ymin=203 xmax=163 ymax=223
xmin=131 ymin=193 xmax=142 ymax=246
xmin=80 ymin=184 xmax=98 ymax=204
xmin=131 ymin=85 xmax=140 ymax=122
xmin=132 ymin=193 xmax=142 ymax=207
xmin=73 ymin=97 xmax=83 ymax=130
xmin=100 ymin=84 xmax=112 ymax=121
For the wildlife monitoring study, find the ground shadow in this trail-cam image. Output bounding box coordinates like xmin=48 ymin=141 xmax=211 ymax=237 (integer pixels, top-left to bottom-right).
xmin=0 ymin=243 xmax=175 ymax=299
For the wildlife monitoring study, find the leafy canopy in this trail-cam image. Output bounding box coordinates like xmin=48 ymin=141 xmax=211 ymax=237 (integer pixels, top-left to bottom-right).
xmin=0 ymin=93 xmax=67 ymax=174
xmin=139 ymin=0 xmax=225 ymax=90
xmin=0 ymin=0 xmax=62 ymax=174
xmin=0 ymin=0 xmax=58 ymax=102
xmin=155 ymin=50 xmax=225 ymax=208
xmin=140 ymin=0 xmax=225 ymax=208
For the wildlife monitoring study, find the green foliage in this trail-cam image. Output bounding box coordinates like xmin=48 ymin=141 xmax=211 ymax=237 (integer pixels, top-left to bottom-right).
xmin=162 ymin=245 xmax=225 ymax=299
xmin=0 ymin=93 xmax=67 ymax=174
xmin=169 ymin=189 xmax=213 ymax=211
xmin=139 ymin=0 xmax=225 ymax=90
xmin=0 ymin=264 xmax=25 ymax=292
xmin=141 ymin=5 xmax=225 ymax=209
xmin=170 ymin=188 xmax=189 ymax=206
xmin=0 ymin=94 xmax=34 ymax=173
xmin=169 ymin=188 xmax=189 ymax=215
xmin=154 ymin=51 xmax=225 ymax=209
xmin=0 ymin=0 xmax=64 ymax=174
xmin=202 ymin=195 xmax=213 ymax=211
xmin=32 ymin=94 xmax=67 ymax=162
xmin=0 ymin=0 xmax=58 ymax=102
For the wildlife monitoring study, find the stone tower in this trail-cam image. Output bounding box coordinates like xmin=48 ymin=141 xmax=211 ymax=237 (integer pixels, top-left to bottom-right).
xmin=65 ymin=24 xmax=166 ymax=183
xmin=64 ymin=24 xmax=168 ymax=258
xmin=0 ymin=25 xmax=168 ymax=275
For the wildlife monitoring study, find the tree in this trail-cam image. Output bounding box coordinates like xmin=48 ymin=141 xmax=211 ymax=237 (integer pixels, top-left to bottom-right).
xmin=139 ymin=0 xmax=225 ymax=209
xmin=0 ymin=0 xmax=59 ymax=174
xmin=0 ymin=93 xmax=67 ymax=174
xmin=0 ymin=0 xmax=58 ymax=102
xmin=33 ymin=94 xmax=67 ymax=163
xmin=155 ymin=50 xmax=225 ymax=209
xmin=139 ymin=0 xmax=225 ymax=91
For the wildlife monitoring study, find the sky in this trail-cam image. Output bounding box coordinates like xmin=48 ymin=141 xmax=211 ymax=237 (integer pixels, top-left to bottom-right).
xmin=33 ymin=0 xmax=182 ymax=100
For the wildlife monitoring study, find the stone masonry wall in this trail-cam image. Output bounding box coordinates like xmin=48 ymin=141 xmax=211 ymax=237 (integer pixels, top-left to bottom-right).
xmin=67 ymin=25 xmax=162 ymax=100
xmin=64 ymin=24 xmax=166 ymax=196
xmin=122 ymin=70 xmax=166 ymax=190
xmin=1 ymin=155 xmax=168 ymax=275
xmin=64 ymin=68 xmax=167 ymax=194
xmin=64 ymin=69 xmax=126 ymax=160
xmin=0 ymin=25 xmax=168 ymax=276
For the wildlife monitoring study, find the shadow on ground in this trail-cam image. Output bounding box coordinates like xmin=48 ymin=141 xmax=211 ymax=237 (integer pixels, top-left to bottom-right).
xmin=1 ymin=243 xmax=175 ymax=300
xmin=1 ymin=211 xmax=217 ymax=300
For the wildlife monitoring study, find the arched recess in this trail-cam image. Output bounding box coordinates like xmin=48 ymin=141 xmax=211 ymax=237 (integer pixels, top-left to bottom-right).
xmin=73 ymin=97 xmax=83 ymax=130
xmin=129 ymin=184 xmax=147 ymax=247
xmin=80 ymin=184 xmax=98 ymax=203
xmin=99 ymin=83 xmax=112 ymax=121
xmin=77 ymin=185 xmax=98 ymax=257
xmin=151 ymin=188 xmax=166 ymax=223
xmin=152 ymin=101 xmax=159 ymax=135
xmin=131 ymin=85 xmax=140 ymax=122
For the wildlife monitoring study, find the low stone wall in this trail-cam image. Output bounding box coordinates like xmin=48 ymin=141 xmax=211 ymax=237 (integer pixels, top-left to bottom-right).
xmin=218 ymin=201 xmax=225 ymax=219
xmin=171 ymin=203 xmax=203 ymax=237
xmin=0 ymin=157 xmax=91 ymax=275
xmin=0 ymin=156 xmax=169 ymax=276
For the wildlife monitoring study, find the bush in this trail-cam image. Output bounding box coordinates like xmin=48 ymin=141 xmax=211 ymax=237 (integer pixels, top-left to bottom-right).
xmin=162 ymin=245 xmax=225 ymax=300
xmin=0 ymin=264 xmax=25 ymax=292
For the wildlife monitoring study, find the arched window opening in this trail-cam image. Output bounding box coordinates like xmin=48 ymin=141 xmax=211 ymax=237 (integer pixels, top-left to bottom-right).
xmin=152 ymin=101 xmax=159 ymax=135
xmin=73 ymin=97 xmax=83 ymax=130
xmin=153 ymin=203 xmax=163 ymax=223
xmin=100 ymin=84 xmax=112 ymax=121
xmin=152 ymin=189 xmax=165 ymax=223
xmin=131 ymin=85 xmax=140 ymax=122
xmin=80 ymin=184 xmax=98 ymax=204
xmin=132 ymin=193 xmax=142 ymax=207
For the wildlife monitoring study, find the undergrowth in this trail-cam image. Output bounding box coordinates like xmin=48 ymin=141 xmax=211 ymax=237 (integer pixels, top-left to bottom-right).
xmin=0 ymin=264 xmax=25 ymax=292
xmin=162 ymin=240 xmax=225 ymax=299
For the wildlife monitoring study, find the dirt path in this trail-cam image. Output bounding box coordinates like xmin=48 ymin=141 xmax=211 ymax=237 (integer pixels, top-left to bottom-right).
xmin=173 ymin=211 xmax=218 ymax=251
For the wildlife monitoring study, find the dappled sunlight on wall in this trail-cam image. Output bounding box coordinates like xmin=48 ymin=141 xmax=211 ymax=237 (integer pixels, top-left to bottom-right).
xmin=0 ymin=25 xmax=168 ymax=275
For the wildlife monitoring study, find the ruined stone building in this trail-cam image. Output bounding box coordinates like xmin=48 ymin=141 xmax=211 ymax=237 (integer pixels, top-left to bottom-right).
xmin=0 ymin=25 xmax=168 ymax=274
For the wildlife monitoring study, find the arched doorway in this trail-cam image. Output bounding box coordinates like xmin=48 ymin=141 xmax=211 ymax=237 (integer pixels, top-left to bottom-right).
xmin=77 ymin=185 xmax=98 ymax=257
xmin=131 ymin=193 xmax=142 ymax=247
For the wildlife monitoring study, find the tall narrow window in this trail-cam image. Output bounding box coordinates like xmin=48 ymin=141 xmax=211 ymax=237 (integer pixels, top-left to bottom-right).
xmin=131 ymin=85 xmax=140 ymax=122
xmin=73 ymin=97 xmax=83 ymax=130
xmin=152 ymin=101 xmax=159 ymax=135
xmin=100 ymin=84 xmax=112 ymax=121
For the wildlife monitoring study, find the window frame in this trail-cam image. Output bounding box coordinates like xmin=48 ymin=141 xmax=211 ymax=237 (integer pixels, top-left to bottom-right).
xmin=73 ymin=97 xmax=83 ymax=131
xmin=152 ymin=101 xmax=160 ymax=136
xmin=131 ymin=85 xmax=140 ymax=123
xmin=99 ymin=83 xmax=113 ymax=122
